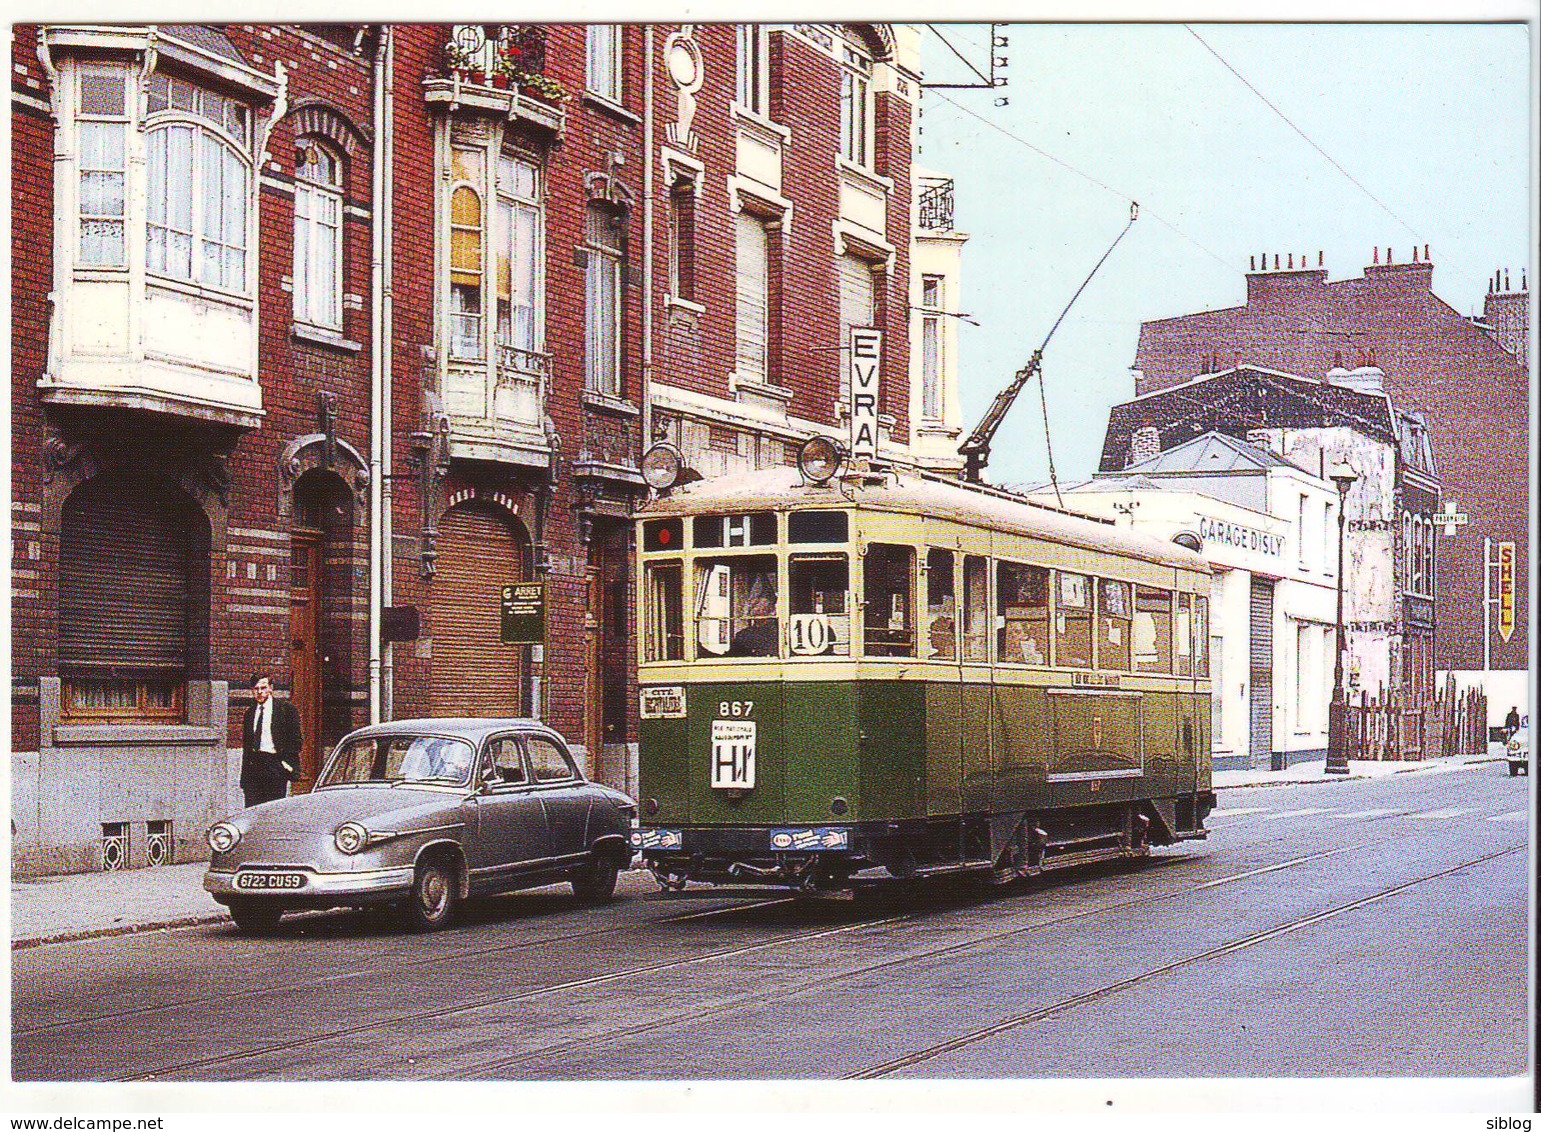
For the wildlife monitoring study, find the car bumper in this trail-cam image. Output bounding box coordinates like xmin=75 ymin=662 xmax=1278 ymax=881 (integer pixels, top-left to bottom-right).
xmin=204 ymin=865 xmax=415 ymax=902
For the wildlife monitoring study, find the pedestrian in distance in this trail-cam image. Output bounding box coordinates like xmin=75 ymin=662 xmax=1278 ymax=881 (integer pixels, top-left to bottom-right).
xmin=241 ymin=673 xmax=302 ymax=807
xmin=1504 ymin=705 xmax=1521 ymax=741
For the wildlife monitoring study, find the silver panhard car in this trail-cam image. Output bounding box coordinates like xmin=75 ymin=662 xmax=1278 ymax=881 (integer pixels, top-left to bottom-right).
xmin=204 ymin=719 xmax=636 ymax=933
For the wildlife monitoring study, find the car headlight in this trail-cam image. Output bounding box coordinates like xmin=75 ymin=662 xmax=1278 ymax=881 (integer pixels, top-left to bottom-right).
xmin=334 ymin=822 xmax=369 ymax=854
xmin=207 ymin=822 xmax=241 ymax=853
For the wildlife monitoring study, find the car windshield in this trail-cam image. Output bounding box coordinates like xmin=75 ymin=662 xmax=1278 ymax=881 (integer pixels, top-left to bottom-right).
xmin=318 ymin=734 xmax=478 ymax=788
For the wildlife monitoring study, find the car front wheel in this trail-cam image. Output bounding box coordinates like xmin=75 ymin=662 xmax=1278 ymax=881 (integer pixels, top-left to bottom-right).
xmin=570 ymin=855 xmax=619 ymax=904
xmin=405 ymin=859 xmax=459 ymax=931
xmin=228 ymin=898 xmax=284 ymax=935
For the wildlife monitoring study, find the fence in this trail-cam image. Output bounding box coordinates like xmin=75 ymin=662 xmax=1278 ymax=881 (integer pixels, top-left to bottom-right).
xmin=1343 ymin=676 xmax=1486 ymax=761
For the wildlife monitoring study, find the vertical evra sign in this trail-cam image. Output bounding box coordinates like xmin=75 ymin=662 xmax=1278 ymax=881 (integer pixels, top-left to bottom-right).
xmin=848 ymin=326 xmax=882 ymax=461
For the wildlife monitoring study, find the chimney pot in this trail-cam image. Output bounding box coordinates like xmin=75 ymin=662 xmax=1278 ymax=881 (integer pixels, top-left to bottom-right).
xmin=1318 ymin=250 xmax=1324 ymax=267
xmin=1288 ymin=253 xmax=1294 ymax=269
xmin=1387 ymin=247 xmax=1393 ymax=264
xmin=1423 ymin=243 xmax=1429 ymax=260
xmin=1273 ymin=254 xmax=1280 ymax=270
xmin=1250 ymin=255 xmax=1256 ymax=271
xmin=1412 ymin=246 xmax=1418 ymax=263
xmin=1504 ymin=270 xmax=1510 ymax=291
xmin=1373 ymin=247 xmax=1379 ymax=264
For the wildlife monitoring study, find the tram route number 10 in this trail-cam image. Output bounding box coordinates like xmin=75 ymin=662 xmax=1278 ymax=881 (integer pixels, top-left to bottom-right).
xmin=711 ymin=718 xmax=757 ymax=789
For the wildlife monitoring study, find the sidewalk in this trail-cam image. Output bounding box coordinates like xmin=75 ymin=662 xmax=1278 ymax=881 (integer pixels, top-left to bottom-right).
xmin=9 ymin=747 xmax=1513 ymax=949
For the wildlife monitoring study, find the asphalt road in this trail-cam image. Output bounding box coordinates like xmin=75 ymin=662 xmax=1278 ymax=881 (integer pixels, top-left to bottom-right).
xmin=11 ymin=761 xmax=1530 ymax=1082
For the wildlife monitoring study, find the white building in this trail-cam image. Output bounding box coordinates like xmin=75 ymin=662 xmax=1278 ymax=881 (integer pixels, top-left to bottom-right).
xmin=1031 ymin=432 xmax=1340 ymax=771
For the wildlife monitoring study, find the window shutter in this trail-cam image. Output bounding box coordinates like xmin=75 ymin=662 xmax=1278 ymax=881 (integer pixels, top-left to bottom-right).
xmin=431 ymin=506 xmax=526 ymax=717
xmin=60 ymin=479 xmax=193 ymax=674
xmin=735 ymin=213 xmax=769 ymax=380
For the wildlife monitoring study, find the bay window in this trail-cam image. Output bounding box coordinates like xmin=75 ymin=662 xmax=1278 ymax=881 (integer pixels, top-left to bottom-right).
xmin=293 ymin=140 xmax=343 ymax=329
xmin=144 ymin=72 xmax=252 ymax=293
xmin=449 ymin=178 xmax=485 ymax=360
xmin=77 ymin=64 xmax=128 ymax=267
xmin=495 ymin=154 xmax=543 ymax=365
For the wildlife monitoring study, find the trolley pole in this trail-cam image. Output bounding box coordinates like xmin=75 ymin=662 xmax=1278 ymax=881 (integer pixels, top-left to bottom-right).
xmin=1325 ymin=468 xmax=1358 ymax=775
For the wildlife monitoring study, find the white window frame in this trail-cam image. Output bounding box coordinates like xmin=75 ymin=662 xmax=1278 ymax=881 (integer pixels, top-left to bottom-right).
xmin=494 ymin=152 xmax=546 ymax=364
xmin=585 ymin=205 xmax=624 ymax=396
xmin=293 ymin=140 xmax=344 ymax=330
xmin=920 ymin=274 xmax=944 ymax=421
xmin=76 ymin=62 xmax=129 ymax=268
xmin=734 ymin=212 xmax=770 ymax=383
xmin=586 ymin=24 xmax=622 ymax=102
xmin=448 ymin=166 xmax=485 ymax=362
xmin=839 ymin=45 xmax=873 ymax=168
xmin=736 ymin=24 xmax=768 ymax=116
xmin=837 ymin=252 xmax=877 ymax=399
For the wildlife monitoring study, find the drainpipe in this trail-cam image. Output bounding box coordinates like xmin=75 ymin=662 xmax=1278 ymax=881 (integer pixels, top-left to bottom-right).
xmin=641 ymin=25 xmax=656 ymax=454
xmin=368 ymin=26 xmax=387 ymax=723
xmin=380 ymin=27 xmax=397 ymax=720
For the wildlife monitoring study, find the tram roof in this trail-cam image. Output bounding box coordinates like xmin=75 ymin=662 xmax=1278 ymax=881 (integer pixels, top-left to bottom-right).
xmin=640 ymin=466 xmax=1210 ymax=573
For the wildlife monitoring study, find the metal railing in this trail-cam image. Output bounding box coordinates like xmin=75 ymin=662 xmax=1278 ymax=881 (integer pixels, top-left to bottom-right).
xmin=918 ymin=177 xmax=955 ymax=233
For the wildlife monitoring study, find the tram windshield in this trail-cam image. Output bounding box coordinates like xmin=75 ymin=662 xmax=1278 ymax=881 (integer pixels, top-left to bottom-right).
xmin=695 ymin=555 xmax=778 ymax=657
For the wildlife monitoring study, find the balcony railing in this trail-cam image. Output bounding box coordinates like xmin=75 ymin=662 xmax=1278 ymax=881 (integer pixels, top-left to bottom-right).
xmin=494 ymin=343 xmax=548 ymax=426
xmin=918 ymin=177 xmax=955 ymax=233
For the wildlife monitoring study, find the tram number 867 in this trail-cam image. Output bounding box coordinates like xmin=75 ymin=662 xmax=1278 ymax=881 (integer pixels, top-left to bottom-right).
xmin=712 ymin=701 xmax=756 ymax=790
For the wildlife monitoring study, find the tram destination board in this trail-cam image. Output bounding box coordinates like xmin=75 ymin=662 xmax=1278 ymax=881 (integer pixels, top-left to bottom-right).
xmin=500 ymin=581 xmax=545 ymax=645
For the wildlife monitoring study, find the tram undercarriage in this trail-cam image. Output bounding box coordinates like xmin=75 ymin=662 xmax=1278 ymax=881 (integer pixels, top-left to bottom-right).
xmin=640 ymin=792 xmax=1216 ymax=894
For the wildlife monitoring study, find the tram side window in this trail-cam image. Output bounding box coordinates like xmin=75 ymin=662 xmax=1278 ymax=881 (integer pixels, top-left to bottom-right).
xmin=1175 ymin=592 xmax=1194 ymax=676
xmin=644 ymin=562 xmax=684 ymax=661
xmin=1054 ymin=571 xmax=1092 ymax=669
xmin=1133 ymin=585 xmax=1173 ymax=673
xmin=1098 ymin=578 xmax=1132 ymax=671
xmin=962 ymin=554 xmax=990 ymax=663
xmin=863 ymin=543 xmax=915 ymax=657
xmin=926 ymin=549 xmax=957 ymax=661
xmin=788 ymin=554 xmax=850 ymax=656
xmin=1194 ymin=596 xmax=1210 ymax=678
xmin=997 ymin=561 xmax=1050 ymax=665
xmin=695 ymin=554 xmax=778 ymax=658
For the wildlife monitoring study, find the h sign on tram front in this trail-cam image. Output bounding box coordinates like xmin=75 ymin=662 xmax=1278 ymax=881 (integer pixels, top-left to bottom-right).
xmin=848 ymin=326 xmax=882 ymax=461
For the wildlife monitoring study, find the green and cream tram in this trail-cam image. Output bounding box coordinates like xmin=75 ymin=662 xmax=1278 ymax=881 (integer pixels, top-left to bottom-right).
xmin=631 ymin=443 xmax=1215 ymax=892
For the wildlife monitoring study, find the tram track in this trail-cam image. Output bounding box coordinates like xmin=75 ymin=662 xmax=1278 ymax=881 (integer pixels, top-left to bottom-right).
xmin=12 ymin=890 xmax=794 ymax=1041
xmin=845 ymin=843 xmax=1525 ymax=1078
xmin=118 ymin=836 xmax=1370 ymax=1081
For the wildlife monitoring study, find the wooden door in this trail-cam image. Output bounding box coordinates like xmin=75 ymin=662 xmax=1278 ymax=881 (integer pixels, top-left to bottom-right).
xmin=290 ymin=529 xmax=323 ymax=792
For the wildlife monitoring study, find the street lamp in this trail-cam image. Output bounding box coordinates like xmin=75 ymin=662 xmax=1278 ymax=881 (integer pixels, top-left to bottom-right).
xmin=1325 ymin=466 xmax=1359 ymax=775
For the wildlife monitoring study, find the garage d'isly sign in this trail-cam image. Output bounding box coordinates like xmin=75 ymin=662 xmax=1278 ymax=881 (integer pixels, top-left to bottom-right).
xmin=1196 ymin=515 xmax=1284 ymax=558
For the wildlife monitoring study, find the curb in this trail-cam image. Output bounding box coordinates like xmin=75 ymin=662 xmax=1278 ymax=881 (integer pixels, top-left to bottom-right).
xmin=13 ymin=910 xmax=230 ymax=951
xmin=1216 ymin=754 xmax=1505 ymax=792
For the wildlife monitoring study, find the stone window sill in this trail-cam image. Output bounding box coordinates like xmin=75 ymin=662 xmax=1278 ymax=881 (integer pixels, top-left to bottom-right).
xmin=53 ymin=724 xmax=221 ymax=747
xmin=583 ymin=391 xmax=640 ymax=417
xmin=292 ymin=323 xmax=362 ymax=353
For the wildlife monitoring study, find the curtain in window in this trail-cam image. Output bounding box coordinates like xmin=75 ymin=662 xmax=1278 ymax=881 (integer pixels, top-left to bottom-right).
xmin=294 ymin=145 xmax=342 ymax=328
xmin=735 ymin=213 xmax=769 ymax=381
xmin=585 ymin=207 xmax=622 ymax=394
xmin=145 ymin=124 xmax=245 ymax=290
xmin=450 ymin=185 xmax=484 ymax=360
xmin=586 ymin=25 xmax=621 ymax=100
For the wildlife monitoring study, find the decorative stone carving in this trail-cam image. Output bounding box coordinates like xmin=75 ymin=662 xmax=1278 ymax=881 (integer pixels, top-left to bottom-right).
xmin=662 ymin=26 xmax=703 ymax=150
xmin=276 ymin=392 xmax=371 ymax=517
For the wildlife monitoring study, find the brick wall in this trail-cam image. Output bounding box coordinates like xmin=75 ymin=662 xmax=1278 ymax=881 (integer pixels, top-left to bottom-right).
xmin=1133 ymin=256 xmax=1529 ymax=673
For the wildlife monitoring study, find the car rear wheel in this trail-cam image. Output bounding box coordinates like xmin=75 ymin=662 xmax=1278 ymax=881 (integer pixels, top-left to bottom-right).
xmin=405 ymin=859 xmax=459 ymax=931
xmin=570 ymin=855 xmax=619 ymax=904
xmin=228 ymin=898 xmax=284 ymax=935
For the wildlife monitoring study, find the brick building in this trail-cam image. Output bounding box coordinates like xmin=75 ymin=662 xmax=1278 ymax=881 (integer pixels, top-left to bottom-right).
xmin=1131 ymin=252 xmax=1529 ymax=718
xmin=1101 ymin=365 xmax=1443 ymax=751
xmin=11 ymin=22 xmax=951 ymax=875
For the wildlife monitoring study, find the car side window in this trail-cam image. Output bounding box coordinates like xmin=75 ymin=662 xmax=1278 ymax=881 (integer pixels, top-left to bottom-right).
xmin=525 ymin=736 xmax=577 ymax=783
xmin=487 ymin=738 xmax=529 ymax=786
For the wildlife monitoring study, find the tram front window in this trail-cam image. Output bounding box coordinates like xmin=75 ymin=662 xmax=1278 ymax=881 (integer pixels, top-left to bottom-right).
xmin=789 ymin=554 xmax=850 ymax=656
xmin=696 ymin=555 xmax=779 ymax=657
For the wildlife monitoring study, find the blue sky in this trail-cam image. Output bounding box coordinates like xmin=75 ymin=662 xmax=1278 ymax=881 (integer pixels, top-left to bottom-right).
xmin=916 ymin=22 xmax=1532 ymax=488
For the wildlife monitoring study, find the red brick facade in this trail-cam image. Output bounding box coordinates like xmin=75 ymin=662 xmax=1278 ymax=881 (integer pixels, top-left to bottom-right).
xmin=1132 ymin=256 xmax=1529 ymax=674
xmin=11 ymin=23 xmax=916 ymax=871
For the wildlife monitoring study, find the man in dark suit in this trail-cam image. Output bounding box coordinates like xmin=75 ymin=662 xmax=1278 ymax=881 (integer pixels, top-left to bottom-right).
xmin=241 ymin=673 xmax=302 ymax=806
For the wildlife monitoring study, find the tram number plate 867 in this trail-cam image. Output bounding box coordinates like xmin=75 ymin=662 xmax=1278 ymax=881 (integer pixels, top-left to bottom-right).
xmin=711 ymin=720 xmax=757 ymax=789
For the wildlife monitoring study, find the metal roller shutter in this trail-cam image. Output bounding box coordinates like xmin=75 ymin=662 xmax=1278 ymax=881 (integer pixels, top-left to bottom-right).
xmin=59 ymin=477 xmax=192 ymax=674
xmin=1248 ymin=576 xmax=1275 ymax=769
xmin=430 ymin=504 xmax=527 ymax=718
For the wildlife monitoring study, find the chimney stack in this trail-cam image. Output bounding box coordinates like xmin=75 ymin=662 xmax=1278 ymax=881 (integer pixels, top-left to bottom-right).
xmin=1318 ymin=250 xmax=1324 ymax=267
xmin=1273 ymin=254 xmax=1280 ymax=270
xmin=1386 ymin=247 xmax=1393 ymax=264
xmin=1504 ymin=270 xmax=1510 ymax=291
xmin=1287 ymin=253 xmax=1294 ymax=269
xmin=1373 ymin=247 xmax=1379 ymax=264
xmin=1423 ymin=243 xmax=1429 ymax=260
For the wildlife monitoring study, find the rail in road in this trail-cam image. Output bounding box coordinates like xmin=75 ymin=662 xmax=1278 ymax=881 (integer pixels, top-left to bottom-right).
xmin=11 ymin=772 xmax=1529 ymax=1081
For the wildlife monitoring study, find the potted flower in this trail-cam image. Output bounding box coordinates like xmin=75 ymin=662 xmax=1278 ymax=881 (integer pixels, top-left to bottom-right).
xmin=442 ymin=38 xmax=474 ymax=80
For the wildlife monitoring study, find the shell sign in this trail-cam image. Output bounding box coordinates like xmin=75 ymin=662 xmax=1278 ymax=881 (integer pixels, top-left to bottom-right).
xmin=1498 ymin=541 xmax=1516 ymax=643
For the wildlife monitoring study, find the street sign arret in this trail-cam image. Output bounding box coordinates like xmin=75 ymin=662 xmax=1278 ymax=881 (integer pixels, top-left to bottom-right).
xmin=848 ymin=326 xmax=882 ymax=461
xmin=500 ymin=581 xmax=545 ymax=645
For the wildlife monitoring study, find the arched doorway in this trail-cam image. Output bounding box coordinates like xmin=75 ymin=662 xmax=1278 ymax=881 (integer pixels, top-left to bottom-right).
xmin=291 ymin=471 xmax=357 ymax=791
xmin=431 ymin=502 xmax=531 ymax=718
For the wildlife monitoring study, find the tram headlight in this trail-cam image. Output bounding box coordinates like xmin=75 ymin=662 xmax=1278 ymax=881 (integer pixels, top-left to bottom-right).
xmin=797 ymin=436 xmax=845 ymax=484
xmin=641 ymin=443 xmax=686 ymax=491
